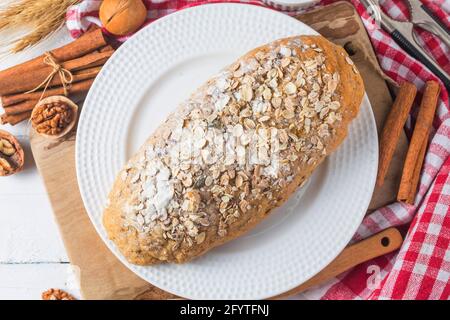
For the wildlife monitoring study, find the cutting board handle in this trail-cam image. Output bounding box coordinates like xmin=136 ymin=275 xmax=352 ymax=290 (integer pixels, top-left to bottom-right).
xmin=272 ymin=227 xmax=403 ymax=299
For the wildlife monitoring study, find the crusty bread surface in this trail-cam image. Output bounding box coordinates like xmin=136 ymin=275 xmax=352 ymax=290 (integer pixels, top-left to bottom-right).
xmin=103 ymin=35 xmax=364 ymax=265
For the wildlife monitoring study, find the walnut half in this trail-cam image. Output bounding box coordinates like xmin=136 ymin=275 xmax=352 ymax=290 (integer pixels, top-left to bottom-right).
xmin=31 ymin=96 xmax=78 ymax=139
xmin=0 ymin=130 xmax=24 ymax=176
xmin=42 ymin=288 xmax=76 ymax=300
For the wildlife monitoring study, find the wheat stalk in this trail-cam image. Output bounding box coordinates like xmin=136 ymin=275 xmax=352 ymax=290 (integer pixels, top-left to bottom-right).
xmin=0 ymin=0 xmax=82 ymax=54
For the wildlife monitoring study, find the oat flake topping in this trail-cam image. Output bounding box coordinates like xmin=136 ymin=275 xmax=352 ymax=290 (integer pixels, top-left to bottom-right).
xmin=113 ymin=39 xmax=344 ymax=249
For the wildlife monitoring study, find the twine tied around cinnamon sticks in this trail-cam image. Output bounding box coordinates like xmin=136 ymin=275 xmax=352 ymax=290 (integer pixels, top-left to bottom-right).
xmin=0 ymin=28 xmax=113 ymax=126
xmin=25 ymin=52 xmax=74 ymax=101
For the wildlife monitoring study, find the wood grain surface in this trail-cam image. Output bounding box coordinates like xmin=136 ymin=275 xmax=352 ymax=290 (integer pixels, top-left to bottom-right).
xmin=30 ymin=2 xmax=406 ymax=300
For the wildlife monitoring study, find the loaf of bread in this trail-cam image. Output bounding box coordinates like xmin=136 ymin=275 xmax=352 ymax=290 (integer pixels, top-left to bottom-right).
xmin=103 ymin=35 xmax=364 ymax=265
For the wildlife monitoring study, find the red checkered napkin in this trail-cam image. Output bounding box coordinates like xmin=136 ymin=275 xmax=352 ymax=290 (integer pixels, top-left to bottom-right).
xmin=65 ymin=0 xmax=450 ymax=300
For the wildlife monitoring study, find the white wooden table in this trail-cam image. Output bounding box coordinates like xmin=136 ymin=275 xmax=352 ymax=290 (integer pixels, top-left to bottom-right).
xmin=0 ymin=27 xmax=82 ymax=300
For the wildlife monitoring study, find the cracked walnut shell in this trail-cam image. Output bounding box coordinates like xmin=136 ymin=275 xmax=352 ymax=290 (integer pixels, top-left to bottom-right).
xmin=31 ymin=96 xmax=78 ymax=139
xmin=0 ymin=130 xmax=24 ymax=176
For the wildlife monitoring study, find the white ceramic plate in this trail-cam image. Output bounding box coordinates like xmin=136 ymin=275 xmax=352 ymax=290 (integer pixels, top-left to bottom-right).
xmin=76 ymin=3 xmax=378 ymax=299
xmin=262 ymin=0 xmax=320 ymax=11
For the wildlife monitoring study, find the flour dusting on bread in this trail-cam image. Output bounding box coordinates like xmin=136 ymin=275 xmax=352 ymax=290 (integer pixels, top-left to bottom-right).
xmin=103 ymin=35 xmax=364 ymax=265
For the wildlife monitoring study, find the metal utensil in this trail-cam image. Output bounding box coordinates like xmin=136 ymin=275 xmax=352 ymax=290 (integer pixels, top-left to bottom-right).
xmin=406 ymin=0 xmax=450 ymax=49
xmin=361 ymin=0 xmax=450 ymax=92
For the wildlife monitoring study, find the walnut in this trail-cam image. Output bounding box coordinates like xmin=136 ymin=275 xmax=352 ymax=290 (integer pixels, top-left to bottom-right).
xmin=42 ymin=288 xmax=76 ymax=300
xmin=0 ymin=130 xmax=24 ymax=177
xmin=31 ymin=96 xmax=78 ymax=139
xmin=99 ymin=0 xmax=147 ymax=36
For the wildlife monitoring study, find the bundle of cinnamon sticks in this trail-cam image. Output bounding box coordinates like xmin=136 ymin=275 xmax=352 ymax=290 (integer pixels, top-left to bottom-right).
xmin=377 ymin=80 xmax=441 ymax=205
xmin=0 ymin=28 xmax=114 ymax=126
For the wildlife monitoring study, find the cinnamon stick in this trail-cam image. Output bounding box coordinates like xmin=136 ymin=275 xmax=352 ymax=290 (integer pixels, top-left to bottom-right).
xmin=0 ymin=29 xmax=106 ymax=85
xmin=63 ymin=51 xmax=113 ymax=72
xmin=376 ymin=82 xmax=417 ymax=187
xmin=3 ymin=100 xmax=36 ymax=116
xmin=398 ymin=81 xmax=440 ymax=203
xmin=1 ymin=70 xmax=100 ymax=107
xmin=100 ymin=45 xmax=114 ymax=53
xmin=407 ymin=139 xmax=428 ymax=204
xmin=48 ymin=66 xmax=101 ymax=91
xmin=1 ymin=111 xmax=32 ymax=126
xmin=2 ymin=79 xmax=95 ymax=115
xmin=0 ymin=51 xmax=112 ymax=96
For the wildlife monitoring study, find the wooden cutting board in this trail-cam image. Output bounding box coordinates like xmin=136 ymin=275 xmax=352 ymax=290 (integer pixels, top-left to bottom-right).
xmin=29 ymin=2 xmax=407 ymax=300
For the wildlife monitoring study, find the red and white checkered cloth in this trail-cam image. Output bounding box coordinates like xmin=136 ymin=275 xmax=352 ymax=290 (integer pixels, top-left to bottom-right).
xmin=66 ymin=0 xmax=450 ymax=300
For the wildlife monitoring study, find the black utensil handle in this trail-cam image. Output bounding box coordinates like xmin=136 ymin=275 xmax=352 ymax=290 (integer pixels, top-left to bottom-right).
xmin=421 ymin=4 xmax=450 ymax=36
xmin=391 ymin=29 xmax=450 ymax=92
